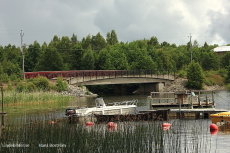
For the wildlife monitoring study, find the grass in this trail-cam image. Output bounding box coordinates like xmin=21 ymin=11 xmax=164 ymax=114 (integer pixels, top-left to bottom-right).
xmin=2 ymin=90 xmax=74 ymax=105
xmin=205 ymin=73 xmax=225 ymax=86
xmin=1 ymin=116 xmax=214 ymax=153
xmin=0 ymin=90 xmax=75 ymax=116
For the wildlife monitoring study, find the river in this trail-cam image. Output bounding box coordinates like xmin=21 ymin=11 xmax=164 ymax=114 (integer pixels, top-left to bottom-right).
xmin=1 ymin=90 xmax=230 ymax=152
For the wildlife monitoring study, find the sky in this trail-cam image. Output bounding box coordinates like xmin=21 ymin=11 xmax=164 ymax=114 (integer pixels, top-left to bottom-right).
xmin=1 ymin=0 xmax=230 ymax=48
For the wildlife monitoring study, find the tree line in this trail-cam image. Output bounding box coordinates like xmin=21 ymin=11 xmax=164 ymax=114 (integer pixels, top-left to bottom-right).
xmin=1 ymin=30 xmax=230 ymax=85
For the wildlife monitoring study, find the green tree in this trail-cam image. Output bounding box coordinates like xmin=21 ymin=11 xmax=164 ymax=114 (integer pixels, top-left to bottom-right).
xmin=81 ymin=49 xmax=95 ymax=70
xmin=161 ymin=41 xmax=170 ymax=47
xmin=71 ymin=33 xmax=78 ymax=47
xmin=148 ymin=36 xmax=159 ymax=47
xmin=57 ymin=36 xmax=72 ymax=69
xmin=201 ymin=51 xmax=220 ymax=70
xmin=221 ymin=52 xmax=230 ymax=68
xmin=97 ymin=49 xmax=115 ymax=70
xmin=4 ymin=61 xmax=21 ymax=78
xmin=49 ymin=35 xmax=60 ymax=48
xmin=35 ymin=47 xmax=64 ymax=71
xmin=25 ymin=41 xmax=41 ymax=72
xmin=71 ymin=44 xmax=85 ymax=70
xmin=91 ymin=32 xmax=106 ymax=51
xmin=186 ymin=61 xmax=204 ymax=89
xmin=106 ymin=30 xmax=119 ymax=45
xmin=82 ymin=34 xmax=92 ymax=50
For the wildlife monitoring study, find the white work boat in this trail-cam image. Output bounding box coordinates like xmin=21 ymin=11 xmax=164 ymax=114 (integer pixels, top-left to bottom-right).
xmin=65 ymin=97 xmax=138 ymax=122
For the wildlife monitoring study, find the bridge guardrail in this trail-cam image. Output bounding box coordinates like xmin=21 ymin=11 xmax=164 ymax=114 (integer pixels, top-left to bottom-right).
xmin=24 ymin=69 xmax=175 ymax=83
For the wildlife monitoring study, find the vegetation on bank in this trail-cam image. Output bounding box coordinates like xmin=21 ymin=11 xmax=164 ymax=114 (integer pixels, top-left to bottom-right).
xmin=0 ymin=29 xmax=230 ymax=91
xmin=3 ymin=91 xmax=74 ymax=106
xmin=0 ymin=76 xmax=76 ymax=105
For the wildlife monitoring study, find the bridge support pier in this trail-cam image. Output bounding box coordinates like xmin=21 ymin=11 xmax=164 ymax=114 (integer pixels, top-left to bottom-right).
xmin=156 ymin=82 xmax=164 ymax=92
xmin=139 ymin=83 xmax=165 ymax=93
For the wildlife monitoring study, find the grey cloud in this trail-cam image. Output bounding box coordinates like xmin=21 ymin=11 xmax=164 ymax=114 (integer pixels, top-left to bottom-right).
xmin=0 ymin=0 xmax=229 ymax=47
xmin=94 ymin=0 xmax=188 ymax=44
xmin=207 ymin=10 xmax=230 ymax=44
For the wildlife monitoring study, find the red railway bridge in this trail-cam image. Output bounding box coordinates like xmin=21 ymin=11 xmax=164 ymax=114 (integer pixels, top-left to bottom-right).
xmin=25 ymin=70 xmax=175 ymax=92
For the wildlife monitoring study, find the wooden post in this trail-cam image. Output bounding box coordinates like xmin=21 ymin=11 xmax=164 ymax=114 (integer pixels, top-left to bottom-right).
xmin=167 ymin=92 xmax=168 ymax=103
xmin=212 ymin=91 xmax=215 ymax=107
xmin=0 ymin=85 xmax=5 ymax=137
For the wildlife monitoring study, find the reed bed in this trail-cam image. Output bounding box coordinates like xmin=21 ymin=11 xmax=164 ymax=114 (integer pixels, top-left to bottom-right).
xmin=3 ymin=90 xmax=74 ymax=105
xmin=1 ymin=114 xmax=214 ymax=153
xmin=2 ymin=90 xmax=75 ymax=117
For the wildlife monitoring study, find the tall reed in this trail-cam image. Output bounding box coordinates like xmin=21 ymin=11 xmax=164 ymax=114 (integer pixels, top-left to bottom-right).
xmin=1 ymin=117 xmax=213 ymax=153
xmin=3 ymin=90 xmax=74 ymax=105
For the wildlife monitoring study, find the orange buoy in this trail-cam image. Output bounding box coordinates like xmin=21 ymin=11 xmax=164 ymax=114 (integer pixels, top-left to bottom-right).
xmin=49 ymin=121 xmax=56 ymax=124
xmin=163 ymin=126 xmax=170 ymax=130
xmin=210 ymin=123 xmax=218 ymax=130
xmin=86 ymin=122 xmax=95 ymax=126
xmin=108 ymin=126 xmax=117 ymax=131
xmin=162 ymin=123 xmax=171 ymax=130
xmin=210 ymin=129 xmax=218 ymax=135
xmin=162 ymin=123 xmax=172 ymax=127
xmin=108 ymin=122 xmax=117 ymax=127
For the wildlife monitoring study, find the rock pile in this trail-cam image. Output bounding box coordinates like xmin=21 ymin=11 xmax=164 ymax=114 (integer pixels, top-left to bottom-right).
xmin=163 ymin=77 xmax=226 ymax=92
xmin=163 ymin=77 xmax=188 ymax=92
xmin=61 ymin=85 xmax=98 ymax=97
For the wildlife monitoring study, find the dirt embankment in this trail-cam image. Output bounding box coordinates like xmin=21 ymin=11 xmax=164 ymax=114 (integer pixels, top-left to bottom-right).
xmin=163 ymin=77 xmax=226 ymax=92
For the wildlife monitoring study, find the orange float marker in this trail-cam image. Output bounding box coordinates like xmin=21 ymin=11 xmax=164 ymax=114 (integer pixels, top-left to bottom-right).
xmin=86 ymin=121 xmax=95 ymax=126
xmin=162 ymin=122 xmax=172 ymax=130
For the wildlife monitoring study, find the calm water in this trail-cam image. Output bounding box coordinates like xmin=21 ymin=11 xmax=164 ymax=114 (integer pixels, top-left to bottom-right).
xmin=1 ymin=90 xmax=230 ymax=152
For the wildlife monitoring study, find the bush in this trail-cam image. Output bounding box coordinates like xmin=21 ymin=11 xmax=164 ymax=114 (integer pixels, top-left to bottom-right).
xmin=56 ymin=76 xmax=68 ymax=92
xmin=79 ymin=84 xmax=83 ymax=88
xmin=204 ymin=71 xmax=212 ymax=77
xmin=0 ymin=73 xmax=9 ymax=83
xmin=7 ymin=81 xmax=13 ymax=90
xmin=204 ymin=78 xmax=216 ymax=86
xmin=218 ymin=69 xmax=227 ymax=77
xmin=177 ymin=70 xmax=186 ymax=78
xmin=227 ymin=84 xmax=230 ymax=90
xmin=50 ymin=84 xmax=58 ymax=91
xmin=26 ymin=82 xmax=37 ymax=92
xmin=85 ymin=91 xmax=91 ymax=95
xmin=32 ymin=76 xmax=50 ymax=91
xmin=16 ymin=82 xmax=27 ymax=92
xmin=226 ymin=65 xmax=230 ymax=83
xmin=9 ymin=74 xmax=20 ymax=82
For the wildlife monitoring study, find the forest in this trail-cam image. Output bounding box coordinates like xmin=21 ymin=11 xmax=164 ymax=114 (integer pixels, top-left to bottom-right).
xmin=0 ymin=30 xmax=230 ymax=89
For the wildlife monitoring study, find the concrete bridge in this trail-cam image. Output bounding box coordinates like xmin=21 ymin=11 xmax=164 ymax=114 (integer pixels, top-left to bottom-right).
xmin=25 ymin=70 xmax=175 ymax=92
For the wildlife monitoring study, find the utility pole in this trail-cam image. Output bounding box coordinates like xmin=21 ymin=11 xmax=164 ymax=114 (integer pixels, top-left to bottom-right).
xmin=20 ymin=30 xmax=25 ymax=80
xmin=188 ymin=33 xmax=192 ymax=63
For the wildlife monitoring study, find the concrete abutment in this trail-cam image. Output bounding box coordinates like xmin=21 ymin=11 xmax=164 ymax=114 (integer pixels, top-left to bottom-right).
xmin=139 ymin=82 xmax=165 ymax=93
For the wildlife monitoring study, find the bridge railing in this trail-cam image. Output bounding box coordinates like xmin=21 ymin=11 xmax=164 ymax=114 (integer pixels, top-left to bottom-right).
xmin=25 ymin=70 xmax=175 ymax=82
xmin=70 ymin=70 xmax=175 ymax=83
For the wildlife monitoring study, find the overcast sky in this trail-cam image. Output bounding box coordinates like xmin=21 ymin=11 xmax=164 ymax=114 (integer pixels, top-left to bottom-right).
xmin=1 ymin=0 xmax=230 ymax=47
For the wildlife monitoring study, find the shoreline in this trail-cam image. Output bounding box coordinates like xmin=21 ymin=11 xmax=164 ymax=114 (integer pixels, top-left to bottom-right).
xmin=163 ymin=77 xmax=226 ymax=92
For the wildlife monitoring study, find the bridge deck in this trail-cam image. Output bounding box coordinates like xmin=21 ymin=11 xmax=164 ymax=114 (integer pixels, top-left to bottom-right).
xmin=24 ymin=70 xmax=175 ymax=86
